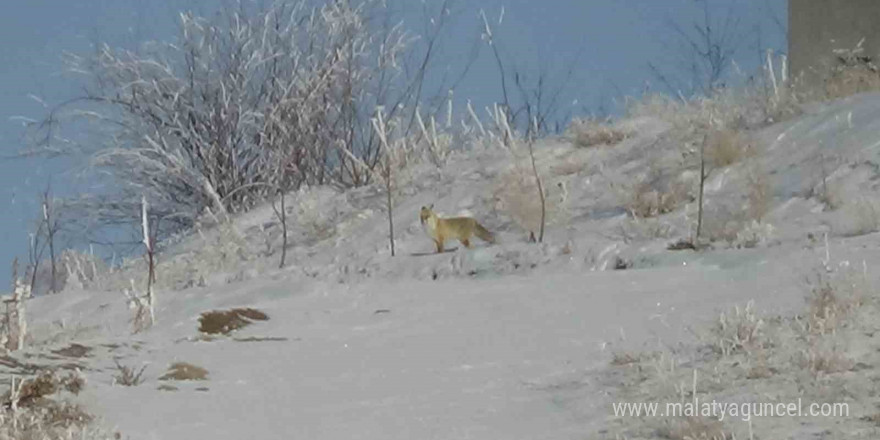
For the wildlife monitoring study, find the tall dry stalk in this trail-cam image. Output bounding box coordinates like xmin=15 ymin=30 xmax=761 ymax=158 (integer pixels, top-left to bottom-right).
xmin=527 ymin=118 xmax=546 ymax=243
xmin=141 ymin=196 xmax=155 ymax=328
xmin=695 ymin=134 xmax=708 ymax=244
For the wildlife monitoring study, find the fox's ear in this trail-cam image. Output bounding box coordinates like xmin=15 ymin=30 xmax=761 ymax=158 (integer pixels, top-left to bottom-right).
xmin=429 ymin=203 xmax=434 ymax=209
xmin=420 ymin=205 xmax=425 ymax=210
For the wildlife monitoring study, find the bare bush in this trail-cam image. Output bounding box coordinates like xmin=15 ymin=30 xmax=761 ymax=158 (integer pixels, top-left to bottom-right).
xmin=22 ymin=0 xmax=444 ymax=246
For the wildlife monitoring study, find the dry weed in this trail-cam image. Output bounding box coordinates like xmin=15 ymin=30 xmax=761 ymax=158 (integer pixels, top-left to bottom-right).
xmin=112 ymin=360 xmax=147 ymax=386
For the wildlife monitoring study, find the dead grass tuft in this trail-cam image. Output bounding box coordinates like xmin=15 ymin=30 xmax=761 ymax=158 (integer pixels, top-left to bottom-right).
xmin=566 ymin=117 xmax=629 ymax=148
xmin=159 ymin=362 xmax=209 ymax=381
xmin=198 ymin=308 xmax=269 ymax=335
xmin=709 ymin=300 xmax=765 ymax=356
xmin=113 ymin=360 xmax=147 ymax=386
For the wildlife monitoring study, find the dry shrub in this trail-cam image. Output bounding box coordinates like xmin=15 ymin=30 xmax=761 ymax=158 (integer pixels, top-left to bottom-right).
xmin=493 ymin=164 xmax=565 ymax=238
xmin=618 ymin=218 xmax=676 ymax=243
xmin=799 ymin=343 xmax=854 ymax=376
xmin=620 ymin=169 xmax=689 ymax=219
xmin=0 ymin=369 xmax=98 ymax=440
xmin=705 ymin=127 xmax=752 ymax=169
xmin=294 ymin=188 xmax=339 ymax=243
xmin=198 ymin=308 xmax=269 ymax=335
xmin=159 ymin=362 xmax=209 ymax=381
xmin=733 ymin=220 xmax=775 ymax=249
xmin=803 ymin=270 xmax=861 ymax=335
xmin=700 ymin=204 xmax=773 ymax=248
xmin=565 ymin=117 xmax=629 ymax=148
xmin=709 ymin=300 xmax=765 ymax=356
xmin=842 ymin=197 xmax=880 ymax=237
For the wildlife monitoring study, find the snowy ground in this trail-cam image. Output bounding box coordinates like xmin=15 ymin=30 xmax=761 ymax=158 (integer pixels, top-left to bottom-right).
xmin=11 ymin=93 xmax=880 ymax=439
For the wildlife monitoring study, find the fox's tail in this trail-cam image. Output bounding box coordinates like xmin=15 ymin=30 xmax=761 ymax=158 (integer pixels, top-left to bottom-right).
xmin=474 ymin=222 xmax=495 ymax=243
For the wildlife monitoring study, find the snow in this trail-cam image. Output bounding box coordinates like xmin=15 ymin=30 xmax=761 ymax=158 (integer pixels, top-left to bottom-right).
xmin=13 ymin=93 xmax=880 ymax=439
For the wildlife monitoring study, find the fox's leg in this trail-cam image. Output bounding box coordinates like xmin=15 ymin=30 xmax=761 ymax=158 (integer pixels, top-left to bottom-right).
xmin=435 ymin=239 xmax=444 ymax=253
xmin=460 ymin=238 xmax=471 ymax=248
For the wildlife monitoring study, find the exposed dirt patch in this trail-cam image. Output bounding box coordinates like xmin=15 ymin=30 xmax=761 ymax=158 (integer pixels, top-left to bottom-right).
xmin=198 ymin=308 xmax=269 ymax=335
xmin=52 ymin=343 xmax=92 ymax=358
xmin=159 ymin=362 xmax=209 ymax=381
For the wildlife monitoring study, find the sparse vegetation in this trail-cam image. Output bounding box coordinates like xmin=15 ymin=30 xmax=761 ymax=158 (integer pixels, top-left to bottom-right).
xmin=709 ymin=300 xmax=765 ymax=356
xmin=0 ymin=369 xmax=103 ymax=440
xmin=824 ymin=39 xmax=880 ymax=100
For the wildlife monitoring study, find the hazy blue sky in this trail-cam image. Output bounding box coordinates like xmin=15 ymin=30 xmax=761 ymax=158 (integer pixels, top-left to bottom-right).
xmin=0 ymin=0 xmax=786 ymax=289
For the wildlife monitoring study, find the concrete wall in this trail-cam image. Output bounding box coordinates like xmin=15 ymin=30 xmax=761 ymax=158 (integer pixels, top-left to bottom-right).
xmin=789 ymin=0 xmax=880 ymax=86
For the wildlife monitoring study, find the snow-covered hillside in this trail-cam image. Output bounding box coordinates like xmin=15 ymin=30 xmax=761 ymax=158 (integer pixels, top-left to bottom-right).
xmin=9 ymin=93 xmax=880 ymax=439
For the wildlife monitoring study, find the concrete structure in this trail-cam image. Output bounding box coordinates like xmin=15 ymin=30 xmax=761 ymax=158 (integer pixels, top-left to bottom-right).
xmin=789 ymin=0 xmax=880 ymax=86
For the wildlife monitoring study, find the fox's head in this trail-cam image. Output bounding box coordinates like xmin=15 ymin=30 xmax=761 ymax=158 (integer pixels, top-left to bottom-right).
xmin=419 ymin=204 xmax=435 ymax=224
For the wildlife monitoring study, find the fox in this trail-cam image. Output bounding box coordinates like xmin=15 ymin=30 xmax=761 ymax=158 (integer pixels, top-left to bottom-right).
xmin=419 ymin=204 xmax=495 ymax=253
